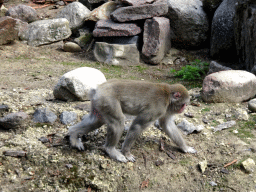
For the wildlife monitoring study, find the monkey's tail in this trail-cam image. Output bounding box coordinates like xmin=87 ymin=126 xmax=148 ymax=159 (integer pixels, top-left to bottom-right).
xmin=89 ymin=88 xmax=96 ymax=100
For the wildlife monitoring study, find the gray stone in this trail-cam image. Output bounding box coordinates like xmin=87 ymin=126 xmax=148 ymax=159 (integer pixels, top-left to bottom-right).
xmin=101 ymin=36 xmax=139 ymax=46
xmin=207 ymin=61 xmax=232 ymax=75
xmin=93 ymin=42 xmax=140 ymax=65
xmin=55 ymin=2 xmax=91 ymax=30
xmin=19 ymin=18 xmax=72 ymax=47
xmin=142 ymin=17 xmax=171 ymax=64
xmin=248 ymin=98 xmax=256 ymax=112
xmin=0 ymin=16 xmax=19 ymax=45
xmin=234 ymin=0 xmax=256 ymax=71
xmin=177 ymin=119 xmax=204 ymax=135
xmin=33 ymin=108 xmax=57 ymax=123
xmin=63 ymin=42 xmax=82 ymax=52
xmin=212 ymin=120 xmax=236 ymax=132
xmin=53 ymin=67 xmax=106 ymax=101
xmin=202 ymin=70 xmax=256 ymax=103
xmin=60 ymin=111 xmax=77 ymax=125
xmin=166 ymin=0 xmax=209 ymax=48
xmin=93 ymin=19 xmax=141 ymax=37
xmin=210 ymin=0 xmax=237 ymax=61
xmin=5 ymin=4 xmax=38 ymax=23
xmin=111 ymin=3 xmax=168 ymax=22
xmin=0 ymin=112 xmax=28 ymax=129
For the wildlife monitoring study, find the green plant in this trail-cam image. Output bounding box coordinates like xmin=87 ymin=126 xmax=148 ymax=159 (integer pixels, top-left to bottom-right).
xmin=170 ymin=59 xmax=209 ymax=81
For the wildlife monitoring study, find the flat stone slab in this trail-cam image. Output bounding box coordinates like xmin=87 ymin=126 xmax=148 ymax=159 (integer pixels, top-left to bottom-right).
xmin=111 ymin=3 xmax=168 ymax=22
xmin=202 ymin=70 xmax=256 ymax=103
xmin=93 ymin=19 xmax=141 ymax=37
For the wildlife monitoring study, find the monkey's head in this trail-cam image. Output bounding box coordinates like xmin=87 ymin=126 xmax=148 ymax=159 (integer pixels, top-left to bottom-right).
xmin=169 ymin=84 xmax=190 ymax=113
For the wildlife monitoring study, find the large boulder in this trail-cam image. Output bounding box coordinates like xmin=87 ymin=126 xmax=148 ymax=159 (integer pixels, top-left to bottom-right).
xmin=55 ymin=2 xmax=91 ymax=30
xmin=53 ymin=67 xmax=106 ymax=101
xmin=93 ymin=42 xmax=140 ymax=65
xmin=5 ymin=4 xmax=38 ymax=23
xmin=142 ymin=17 xmax=171 ymax=64
xmin=202 ymin=70 xmax=256 ymax=103
xmin=210 ymin=0 xmax=237 ymax=61
xmin=19 ymin=18 xmax=72 ymax=46
xmin=166 ymin=0 xmax=209 ymax=48
xmin=234 ymin=0 xmax=256 ymax=71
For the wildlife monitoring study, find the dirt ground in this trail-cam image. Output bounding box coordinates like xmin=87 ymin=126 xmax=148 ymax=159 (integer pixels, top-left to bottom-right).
xmin=0 ymin=1 xmax=256 ymax=192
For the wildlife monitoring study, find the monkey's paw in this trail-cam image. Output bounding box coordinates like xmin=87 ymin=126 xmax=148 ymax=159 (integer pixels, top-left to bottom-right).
xmin=185 ymin=146 xmax=197 ymax=154
xmin=70 ymin=137 xmax=85 ymax=151
xmin=105 ymin=147 xmax=128 ymax=163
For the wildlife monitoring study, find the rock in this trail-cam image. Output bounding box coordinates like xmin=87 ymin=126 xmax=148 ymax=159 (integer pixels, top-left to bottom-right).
xmin=60 ymin=111 xmax=77 ymax=125
xmin=0 ymin=16 xmax=19 ymax=45
xmin=209 ymin=181 xmax=217 ymax=186
xmin=111 ymin=3 xmax=168 ymax=22
xmin=5 ymin=4 xmax=38 ymax=23
xmin=0 ymin=112 xmax=28 ymax=129
xmin=177 ymin=119 xmax=204 ymax=135
xmin=121 ymin=0 xmax=155 ymax=6
xmin=142 ymin=17 xmax=171 ymax=64
xmin=210 ymin=0 xmax=237 ymax=61
xmin=207 ymin=61 xmax=232 ymax=75
xmin=234 ymin=108 xmax=249 ymax=121
xmin=101 ymin=36 xmax=139 ymax=47
xmin=199 ymin=160 xmax=207 ymax=173
xmin=55 ymin=2 xmax=91 ymax=30
xmin=63 ymin=42 xmax=82 ymax=52
xmin=166 ymin=0 xmax=209 ymax=48
xmin=212 ymin=120 xmax=236 ymax=132
xmin=33 ymin=108 xmax=57 ymax=123
xmin=93 ymin=42 xmax=140 ymax=65
xmin=85 ymin=1 xmax=118 ymax=21
xmin=93 ymin=19 xmax=141 ymax=37
xmin=202 ymin=70 xmax=256 ymax=103
xmin=53 ymin=67 xmax=106 ymax=101
xmin=241 ymin=158 xmax=255 ymax=173
xmin=248 ymin=98 xmax=256 ymax=112
xmin=19 ymin=18 xmax=71 ymax=47
xmin=234 ymin=0 xmax=256 ymax=71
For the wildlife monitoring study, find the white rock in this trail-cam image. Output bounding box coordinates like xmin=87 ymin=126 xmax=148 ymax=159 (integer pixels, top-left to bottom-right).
xmin=202 ymin=70 xmax=256 ymax=103
xmin=241 ymin=158 xmax=255 ymax=173
xmin=53 ymin=67 xmax=106 ymax=101
xmin=199 ymin=160 xmax=207 ymax=173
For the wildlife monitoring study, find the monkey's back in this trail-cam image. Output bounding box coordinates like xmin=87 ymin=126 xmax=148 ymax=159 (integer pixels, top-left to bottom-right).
xmin=93 ymin=80 xmax=170 ymax=116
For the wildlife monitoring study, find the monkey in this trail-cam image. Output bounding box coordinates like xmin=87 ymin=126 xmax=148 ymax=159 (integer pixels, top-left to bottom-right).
xmin=69 ymin=79 xmax=196 ymax=162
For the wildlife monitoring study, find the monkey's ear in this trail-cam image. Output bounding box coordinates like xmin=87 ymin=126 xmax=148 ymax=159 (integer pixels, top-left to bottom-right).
xmin=173 ymin=92 xmax=181 ymax=98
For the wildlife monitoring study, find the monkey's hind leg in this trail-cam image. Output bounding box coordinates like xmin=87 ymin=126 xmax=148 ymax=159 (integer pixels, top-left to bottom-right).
xmin=69 ymin=112 xmax=103 ymax=150
xmin=122 ymin=116 xmax=154 ymax=162
xmin=103 ymin=113 xmax=128 ymax=163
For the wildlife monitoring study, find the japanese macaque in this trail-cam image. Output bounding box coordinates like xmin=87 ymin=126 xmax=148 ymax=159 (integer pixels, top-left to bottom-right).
xmin=69 ymin=79 xmax=196 ymax=162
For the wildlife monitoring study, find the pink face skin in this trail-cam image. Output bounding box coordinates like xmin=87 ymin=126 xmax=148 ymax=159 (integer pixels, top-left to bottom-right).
xmin=178 ymin=104 xmax=186 ymax=113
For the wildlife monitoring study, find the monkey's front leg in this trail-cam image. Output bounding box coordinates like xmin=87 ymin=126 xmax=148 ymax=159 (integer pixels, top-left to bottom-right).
xmin=159 ymin=115 xmax=197 ymax=153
